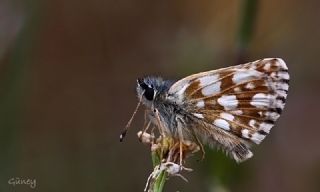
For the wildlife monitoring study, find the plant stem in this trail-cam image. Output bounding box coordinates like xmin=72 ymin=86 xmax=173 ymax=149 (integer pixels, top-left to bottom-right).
xmin=152 ymin=170 xmax=167 ymax=192
xmin=236 ymin=0 xmax=259 ymax=63
xmin=150 ymin=150 xmax=167 ymax=192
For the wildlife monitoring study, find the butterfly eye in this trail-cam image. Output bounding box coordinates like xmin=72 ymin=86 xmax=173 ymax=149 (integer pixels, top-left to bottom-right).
xmin=144 ymin=87 xmax=154 ymax=101
xmin=137 ymin=78 xmax=155 ymax=101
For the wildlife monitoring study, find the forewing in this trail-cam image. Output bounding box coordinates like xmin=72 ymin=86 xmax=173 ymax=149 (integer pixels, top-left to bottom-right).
xmin=168 ymin=58 xmax=289 ymax=145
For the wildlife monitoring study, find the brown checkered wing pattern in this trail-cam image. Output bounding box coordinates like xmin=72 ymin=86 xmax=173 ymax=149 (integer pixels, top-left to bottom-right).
xmin=167 ymin=58 xmax=289 ymax=162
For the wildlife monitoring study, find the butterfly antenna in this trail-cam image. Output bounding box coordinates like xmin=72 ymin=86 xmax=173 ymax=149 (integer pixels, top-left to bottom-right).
xmin=120 ymin=92 xmax=144 ymax=142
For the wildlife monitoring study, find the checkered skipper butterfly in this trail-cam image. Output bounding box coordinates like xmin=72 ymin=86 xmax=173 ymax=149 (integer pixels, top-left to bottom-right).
xmin=121 ymin=58 xmax=289 ymax=163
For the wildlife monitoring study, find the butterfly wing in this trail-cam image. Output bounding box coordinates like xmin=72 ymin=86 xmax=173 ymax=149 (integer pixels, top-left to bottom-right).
xmin=167 ymin=58 xmax=289 ymax=162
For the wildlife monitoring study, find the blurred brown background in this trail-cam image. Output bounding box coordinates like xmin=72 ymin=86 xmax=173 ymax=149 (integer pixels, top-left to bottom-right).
xmin=0 ymin=0 xmax=320 ymax=191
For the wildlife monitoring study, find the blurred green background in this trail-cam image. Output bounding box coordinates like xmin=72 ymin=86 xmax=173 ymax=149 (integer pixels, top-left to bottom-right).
xmin=1 ymin=0 xmax=320 ymax=191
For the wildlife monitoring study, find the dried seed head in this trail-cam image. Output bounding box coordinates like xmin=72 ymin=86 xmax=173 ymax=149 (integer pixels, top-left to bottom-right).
xmin=137 ymin=131 xmax=154 ymax=145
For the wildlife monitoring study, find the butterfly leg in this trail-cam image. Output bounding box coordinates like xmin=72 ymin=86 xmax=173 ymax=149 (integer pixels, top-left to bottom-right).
xmin=153 ymin=108 xmax=168 ymax=164
xmin=177 ymin=125 xmax=184 ymax=168
xmin=179 ymin=141 xmax=183 ymax=167
xmin=153 ymin=108 xmax=166 ymax=137
xmin=189 ymin=128 xmax=205 ymax=161
xmin=194 ymin=134 xmax=205 ymax=161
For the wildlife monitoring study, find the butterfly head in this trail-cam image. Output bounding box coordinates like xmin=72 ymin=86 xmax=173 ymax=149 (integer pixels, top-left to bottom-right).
xmin=136 ymin=77 xmax=173 ymax=107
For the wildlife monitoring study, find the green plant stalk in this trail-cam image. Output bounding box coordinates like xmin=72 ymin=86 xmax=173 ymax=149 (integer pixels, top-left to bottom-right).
xmin=152 ymin=169 xmax=167 ymax=192
xmin=151 ymin=148 xmax=167 ymax=192
xmin=238 ymin=0 xmax=259 ymax=48
xmin=236 ymin=0 xmax=259 ymax=63
xmin=150 ymin=137 xmax=175 ymax=192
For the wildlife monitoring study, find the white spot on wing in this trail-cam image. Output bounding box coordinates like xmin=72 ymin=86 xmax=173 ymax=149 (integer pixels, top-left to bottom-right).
xmin=232 ymin=110 xmax=243 ymax=115
xmin=264 ymin=112 xmax=280 ymax=121
xmin=201 ymin=81 xmax=221 ymax=96
xmin=270 ymin=72 xmax=277 ymax=78
xmin=277 ymin=71 xmax=289 ymax=80
xmin=249 ymin=119 xmax=256 ymax=128
xmin=232 ymin=150 xmax=253 ymax=163
xmin=199 ymin=75 xmax=219 ymax=86
xmin=241 ymin=129 xmax=250 ymax=139
xmin=277 ymin=90 xmax=287 ymax=98
xmin=196 ymin=100 xmax=205 ymax=108
xmin=275 ymin=58 xmax=288 ymax=70
xmin=198 ymin=75 xmax=221 ymax=96
xmin=232 ymin=69 xmax=262 ymax=84
xmin=245 ymin=82 xmax=255 ymax=89
xmin=213 ymin=119 xmax=230 ymax=131
xmin=234 ymin=87 xmax=241 ymax=92
xmin=220 ymin=112 xmax=234 ymax=121
xmin=217 ymin=95 xmax=238 ymax=110
xmin=251 ymin=133 xmax=266 ymax=144
xmin=250 ymin=93 xmax=271 ymax=108
xmin=275 ymin=99 xmax=285 ymax=109
xmin=246 ymin=151 xmax=253 ymax=159
xmin=275 ymin=82 xmax=289 ymax=91
xmin=263 ymin=63 xmax=271 ymax=71
xmin=259 ymin=123 xmax=273 ymax=133
xmin=193 ymin=113 xmax=204 ymax=119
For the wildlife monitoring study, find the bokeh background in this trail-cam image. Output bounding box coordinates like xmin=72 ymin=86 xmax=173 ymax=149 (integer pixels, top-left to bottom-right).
xmin=1 ymin=0 xmax=320 ymax=191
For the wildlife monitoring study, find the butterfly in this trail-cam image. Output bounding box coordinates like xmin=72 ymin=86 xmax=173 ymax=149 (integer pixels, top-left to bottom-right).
xmin=121 ymin=58 xmax=289 ymax=163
